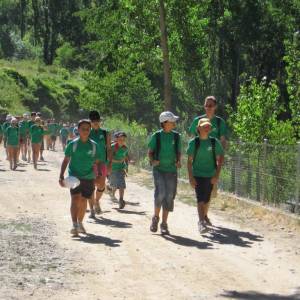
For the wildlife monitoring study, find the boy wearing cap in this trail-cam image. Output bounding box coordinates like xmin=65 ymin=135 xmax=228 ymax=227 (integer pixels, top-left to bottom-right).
xmin=88 ymin=111 xmax=112 ymax=217
xmin=148 ymin=111 xmax=181 ymax=235
xmin=109 ymin=131 xmax=129 ymax=209
xmin=60 ymin=124 xmax=69 ymax=151
xmin=19 ymin=113 xmax=30 ymax=161
xmin=5 ymin=118 xmax=20 ymax=170
xmin=187 ymin=118 xmax=224 ymax=234
xmin=59 ymin=119 xmax=105 ymax=236
xmin=3 ymin=115 xmax=13 ymax=160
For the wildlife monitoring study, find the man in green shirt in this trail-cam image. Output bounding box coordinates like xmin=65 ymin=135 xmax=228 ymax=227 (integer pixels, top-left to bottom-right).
xmin=187 ymin=118 xmax=224 ymax=234
xmin=60 ymin=124 xmax=70 ymax=151
xmin=188 ymin=96 xmax=228 ymax=149
xmin=148 ymin=111 xmax=182 ymax=235
xmin=88 ymin=110 xmax=112 ymax=217
xmin=48 ymin=119 xmax=59 ymax=151
xmin=59 ymin=119 xmax=105 ymax=237
xmin=5 ymin=118 xmax=20 ymax=170
xmin=26 ymin=112 xmax=37 ymax=163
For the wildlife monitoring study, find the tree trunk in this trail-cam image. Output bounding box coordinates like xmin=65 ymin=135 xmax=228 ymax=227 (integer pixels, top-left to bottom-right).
xmin=231 ymin=42 xmax=240 ymax=109
xmin=159 ymin=0 xmax=172 ymax=111
xmin=20 ymin=0 xmax=27 ymax=39
xmin=43 ymin=0 xmax=51 ymax=65
xmin=32 ymin=0 xmax=40 ymax=42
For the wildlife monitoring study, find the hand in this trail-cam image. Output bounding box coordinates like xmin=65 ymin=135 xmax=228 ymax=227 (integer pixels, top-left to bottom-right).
xmin=59 ymin=177 xmax=65 ymax=187
xmin=189 ymin=177 xmax=196 ymax=188
xmin=211 ymin=176 xmax=219 ymax=185
xmin=152 ymin=160 xmax=160 ymax=167
xmin=176 ymin=161 xmax=181 ymax=169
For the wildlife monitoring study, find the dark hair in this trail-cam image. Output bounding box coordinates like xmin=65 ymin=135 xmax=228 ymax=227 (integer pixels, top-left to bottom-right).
xmin=115 ymin=131 xmax=127 ymax=138
xmin=160 ymin=121 xmax=167 ymax=128
xmin=204 ymin=96 xmax=217 ymax=105
xmin=89 ymin=110 xmax=101 ymax=121
xmin=36 ymin=112 xmax=42 ymax=117
xmin=31 ymin=112 xmax=37 ymax=117
xmin=78 ymin=119 xmax=91 ymax=128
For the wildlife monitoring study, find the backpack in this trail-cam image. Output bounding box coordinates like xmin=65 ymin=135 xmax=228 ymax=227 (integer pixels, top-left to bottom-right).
xmin=193 ymin=137 xmax=217 ymax=170
xmin=72 ymin=138 xmax=96 ymax=158
xmin=154 ymin=130 xmax=180 ymax=162
xmin=198 ymin=115 xmax=221 ymax=138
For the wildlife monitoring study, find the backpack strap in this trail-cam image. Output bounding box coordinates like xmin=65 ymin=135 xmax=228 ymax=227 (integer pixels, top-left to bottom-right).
xmin=154 ymin=131 xmax=161 ymax=161
xmin=89 ymin=139 xmax=97 ymax=158
xmin=210 ymin=137 xmax=217 ymax=170
xmin=102 ymin=129 xmax=108 ymax=160
xmin=216 ymin=116 xmax=221 ymax=139
xmin=193 ymin=137 xmax=200 ymax=160
xmin=173 ymin=131 xmax=180 ymax=162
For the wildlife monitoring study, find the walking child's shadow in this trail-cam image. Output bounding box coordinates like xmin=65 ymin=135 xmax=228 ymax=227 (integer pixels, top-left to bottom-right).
xmin=161 ymin=234 xmax=213 ymax=249
xmin=203 ymin=226 xmax=263 ymax=248
xmin=75 ymin=233 xmax=122 ymax=247
xmin=93 ymin=216 xmax=132 ymax=229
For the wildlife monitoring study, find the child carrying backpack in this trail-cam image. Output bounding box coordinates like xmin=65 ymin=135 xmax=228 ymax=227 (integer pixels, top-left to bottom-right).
xmin=187 ymin=118 xmax=224 ymax=234
xmin=148 ymin=111 xmax=181 ymax=235
xmin=109 ymin=131 xmax=129 ymax=209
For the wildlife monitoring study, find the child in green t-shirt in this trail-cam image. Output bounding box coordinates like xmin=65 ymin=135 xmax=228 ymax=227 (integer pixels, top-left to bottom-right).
xmin=148 ymin=111 xmax=181 ymax=235
xmin=187 ymin=118 xmax=224 ymax=234
xmin=109 ymin=131 xmax=129 ymax=210
xmin=5 ymin=118 xmax=20 ymax=170
xmin=59 ymin=119 xmax=105 ymax=237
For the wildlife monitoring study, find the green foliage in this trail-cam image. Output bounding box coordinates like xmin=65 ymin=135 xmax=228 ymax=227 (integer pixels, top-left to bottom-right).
xmin=230 ymin=79 xmax=296 ymax=144
xmin=55 ymin=42 xmax=77 ymax=69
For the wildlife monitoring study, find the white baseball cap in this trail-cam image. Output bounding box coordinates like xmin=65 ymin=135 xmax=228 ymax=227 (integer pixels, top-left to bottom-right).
xmin=159 ymin=111 xmax=179 ymax=123
xmin=6 ymin=114 xmax=12 ymax=121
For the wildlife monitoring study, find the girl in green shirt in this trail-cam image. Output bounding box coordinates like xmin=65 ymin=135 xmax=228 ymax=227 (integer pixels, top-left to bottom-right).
xmin=5 ymin=118 xmax=20 ymax=170
xmin=187 ymin=118 xmax=224 ymax=234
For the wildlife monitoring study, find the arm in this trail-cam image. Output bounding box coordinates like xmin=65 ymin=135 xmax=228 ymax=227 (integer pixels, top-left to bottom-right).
xmin=106 ymin=133 xmax=112 ymax=171
xmin=211 ymin=155 xmax=224 ymax=185
xmin=148 ymin=149 xmax=160 ymax=166
xmin=59 ymin=156 xmax=70 ymax=186
xmin=187 ymin=155 xmax=196 ymax=188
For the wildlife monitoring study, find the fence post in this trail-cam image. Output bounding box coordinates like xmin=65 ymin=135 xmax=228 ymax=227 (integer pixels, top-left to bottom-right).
xmin=235 ymin=139 xmax=241 ymax=196
xmin=295 ymin=142 xmax=300 ymax=212
xmin=261 ymin=139 xmax=268 ymax=203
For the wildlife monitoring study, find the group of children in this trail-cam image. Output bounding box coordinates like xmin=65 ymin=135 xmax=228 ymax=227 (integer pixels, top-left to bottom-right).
xmin=58 ymin=95 xmax=227 ymax=237
xmin=0 ymin=112 xmax=74 ymax=170
xmin=0 ymin=95 xmax=228 ymax=237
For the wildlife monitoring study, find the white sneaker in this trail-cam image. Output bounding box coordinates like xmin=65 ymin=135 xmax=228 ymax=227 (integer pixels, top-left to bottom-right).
xmin=78 ymin=223 xmax=86 ymax=234
xmin=70 ymin=225 xmax=79 ymax=236
xmin=198 ymin=221 xmax=209 ymax=234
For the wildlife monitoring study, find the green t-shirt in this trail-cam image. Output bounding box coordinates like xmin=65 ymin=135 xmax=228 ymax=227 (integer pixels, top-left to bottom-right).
xmin=112 ymin=143 xmax=128 ymax=171
xmin=89 ymin=128 xmax=109 ymax=162
xmin=48 ymin=123 xmax=59 ymax=136
xmin=188 ymin=115 xmax=228 ymax=139
xmin=148 ymin=130 xmax=181 ymax=173
xmin=65 ymin=138 xmax=104 ymax=180
xmin=30 ymin=125 xmax=45 ymax=144
xmin=19 ymin=120 xmax=28 ymax=137
xmin=60 ymin=127 xmax=69 ymax=138
xmin=187 ymin=137 xmax=224 ymax=177
xmin=0 ymin=124 xmax=3 ymax=136
xmin=5 ymin=126 xmax=20 ymax=146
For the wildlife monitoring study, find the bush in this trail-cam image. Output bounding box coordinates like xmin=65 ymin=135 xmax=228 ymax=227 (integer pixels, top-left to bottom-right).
xmin=55 ymin=42 xmax=77 ymax=70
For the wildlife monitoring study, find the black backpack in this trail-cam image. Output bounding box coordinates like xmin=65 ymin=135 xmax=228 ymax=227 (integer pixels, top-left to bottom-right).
xmin=198 ymin=115 xmax=221 ymax=138
xmin=193 ymin=137 xmax=217 ymax=170
xmin=154 ymin=131 xmax=180 ymax=162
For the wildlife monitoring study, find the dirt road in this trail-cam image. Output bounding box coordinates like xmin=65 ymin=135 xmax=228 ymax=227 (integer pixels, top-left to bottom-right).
xmin=0 ymin=148 xmax=299 ymax=300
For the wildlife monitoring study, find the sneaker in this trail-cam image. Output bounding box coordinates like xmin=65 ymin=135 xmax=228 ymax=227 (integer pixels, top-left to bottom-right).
xmin=95 ymin=204 xmax=102 ymax=215
xmin=204 ymin=216 xmax=213 ymax=226
xmin=78 ymin=223 xmax=86 ymax=234
xmin=198 ymin=221 xmax=209 ymax=234
xmin=89 ymin=209 xmax=95 ymax=218
xmin=40 ymin=156 xmax=45 ymax=161
xmin=150 ymin=216 xmax=159 ymax=232
xmin=119 ymin=199 xmax=126 ymax=209
xmin=70 ymin=225 xmax=79 ymax=236
xmin=160 ymin=222 xmax=170 ymax=235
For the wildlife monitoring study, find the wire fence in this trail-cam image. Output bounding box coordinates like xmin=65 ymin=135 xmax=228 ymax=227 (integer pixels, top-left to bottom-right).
xmin=128 ymin=132 xmax=300 ymax=214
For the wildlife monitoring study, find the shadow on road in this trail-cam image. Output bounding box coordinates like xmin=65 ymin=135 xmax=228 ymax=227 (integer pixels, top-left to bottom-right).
xmin=112 ymin=208 xmax=146 ymax=216
xmin=37 ymin=168 xmax=51 ymax=172
xmin=93 ymin=216 xmax=132 ymax=229
xmin=203 ymin=226 xmax=263 ymax=247
xmin=75 ymin=233 xmax=122 ymax=247
xmin=124 ymin=201 xmax=140 ymax=206
xmin=161 ymin=234 xmax=213 ymax=250
xmin=221 ymin=289 xmax=300 ymax=300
